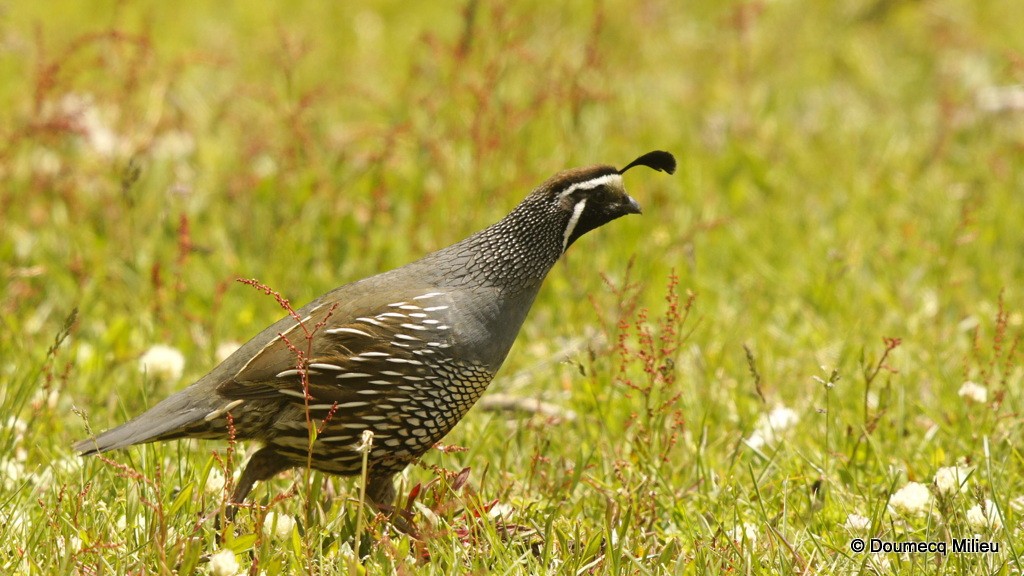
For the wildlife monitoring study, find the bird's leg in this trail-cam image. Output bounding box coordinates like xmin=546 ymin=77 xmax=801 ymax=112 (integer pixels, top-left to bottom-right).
xmin=366 ymin=473 xmax=396 ymax=510
xmin=222 ymin=446 xmax=291 ymax=524
xmin=365 ymin=472 xmax=420 ymax=536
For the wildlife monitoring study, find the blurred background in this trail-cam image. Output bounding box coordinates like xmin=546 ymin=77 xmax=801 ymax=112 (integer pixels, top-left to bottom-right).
xmin=1 ymin=0 xmax=1023 ymax=572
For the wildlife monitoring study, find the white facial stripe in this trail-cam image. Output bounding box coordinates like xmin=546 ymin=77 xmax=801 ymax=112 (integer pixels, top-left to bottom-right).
xmin=562 ymin=198 xmax=588 ymax=252
xmin=556 ymin=173 xmax=622 ymax=201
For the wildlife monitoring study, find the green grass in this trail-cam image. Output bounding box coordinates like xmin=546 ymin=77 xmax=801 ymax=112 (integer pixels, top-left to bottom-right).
xmin=2 ymin=0 xmax=1023 ymax=573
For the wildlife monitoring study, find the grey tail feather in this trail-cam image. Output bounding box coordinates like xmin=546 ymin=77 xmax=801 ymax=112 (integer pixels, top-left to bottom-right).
xmin=74 ymin=385 xmax=222 ymax=455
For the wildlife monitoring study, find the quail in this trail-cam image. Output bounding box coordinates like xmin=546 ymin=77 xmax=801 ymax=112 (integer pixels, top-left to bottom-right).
xmin=75 ymin=150 xmax=676 ymax=513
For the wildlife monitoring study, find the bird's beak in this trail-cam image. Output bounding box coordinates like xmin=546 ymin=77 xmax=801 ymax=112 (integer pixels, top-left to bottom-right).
xmin=625 ymin=195 xmax=642 ymax=215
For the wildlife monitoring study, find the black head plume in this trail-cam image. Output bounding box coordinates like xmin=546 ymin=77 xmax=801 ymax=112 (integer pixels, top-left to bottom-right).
xmin=618 ymin=150 xmax=676 ymax=175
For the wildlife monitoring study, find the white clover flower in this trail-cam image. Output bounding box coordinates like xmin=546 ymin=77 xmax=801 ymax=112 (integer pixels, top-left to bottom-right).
xmin=745 ymin=405 xmax=799 ymax=449
xmin=921 ymin=289 xmax=939 ymax=318
xmin=865 ymin=391 xmax=880 ymax=411
xmin=766 ymin=406 xmax=799 ymax=429
xmin=7 ymin=508 xmax=30 ymax=547
xmin=56 ymin=456 xmax=82 ymax=474
xmin=976 ymin=85 xmax=1024 ymax=113
xmin=37 ymin=459 xmax=81 ymax=491
xmin=31 ymin=387 xmax=61 ymax=410
xmin=56 ymin=534 xmax=82 ymax=555
xmin=488 ymin=502 xmax=514 ymax=520
xmin=2 ymin=458 xmax=26 ymax=490
xmin=6 ymin=417 xmax=28 ymax=463
xmin=208 ymin=549 xmax=240 ymax=576
xmin=139 ymin=345 xmax=185 ymax=381
xmin=205 ymin=468 xmax=226 ymax=494
xmin=728 ymin=522 xmax=758 ymax=545
xmin=745 ymin=430 xmax=768 ymax=450
xmin=9 ymin=508 xmax=28 ymax=531
xmin=117 ymin=514 xmax=148 ymax=535
xmin=77 ymin=342 xmax=95 ymax=365
xmin=252 ymin=155 xmax=278 ymax=179
xmin=215 ymin=341 xmax=241 ymax=364
xmin=7 ymin=416 xmax=28 ymax=441
xmin=865 ymin=554 xmax=891 ymax=574
xmin=933 ymin=466 xmax=972 ymax=496
xmin=958 ymin=381 xmax=988 ymax=404
xmin=60 ymin=93 xmax=124 ymax=158
xmin=889 ymin=482 xmax=932 ymax=516
xmin=843 ymin=513 xmax=871 ymax=532
xmin=262 ymin=511 xmax=296 ymax=540
xmin=151 ymin=130 xmax=195 ymax=161
xmin=966 ymin=500 xmax=1003 ymax=531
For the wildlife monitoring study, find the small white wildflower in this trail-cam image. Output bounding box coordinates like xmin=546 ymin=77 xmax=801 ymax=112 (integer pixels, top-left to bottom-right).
xmin=921 ymin=289 xmax=939 ymax=318
xmin=9 ymin=508 xmax=28 ymax=531
xmin=60 ymin=93 xmax=123 ymax=158
xmin=252 ymin=155 xmax=278 ymax=179
xmin=116 ymin=514 xmax=148 ymax=535
xmin=966 ymin=500 xmax=1003 ymax=531
xmin=766 ymin=406 xmax=799 ymax=430
xmin=865 ymin=554 xmax=891 ymax=573
xmin=958 ymin=381 xmax=988 ymax=404
xmin=76 ymin=342 xmax=96 ymax=367
xmin=933 ymin=466 xmax=972 ymax=496
xmin=34 ymin=468 xmax=56 ymax=491
xmin=487 ymin=503 xmax=514 ymax=520
xmin=1 ymin=459 xmax=26 ymax=490
xmin=56 ymin=534 xmax=82 ymax=555
xmin=7 ymin=416 xmax=28 ymax=440
xmin=208 ymin=549 xmax=240 ymax=576
xmin=889 ymin=482 xmax=932 ymax=516
xmin=215 ymin=341 xmax=241 ymax=363
xmin=745 ymin=405 xmax=799 ymax=449
xmin=58 ymin=456 xmax=83 ymax=474
xmin=728 ymin=522 xmax=758 ymax=545
xmin=745 ymin=430 xmax=767 ymax=450
xmin=1009 ymin=496 xmax=1024 ymax=513
xmin=355 ymin=429 xmax=374 ymax=453
xmin=205 ymin=468 xmax=226 ymax=494
xmin=6 ymin=508 xmax=30 ymax=547
xmin=31 ymin=387 xmax=61 ymax=410
xmin=36 ymin=459 xmax=79 ymax=490
xmin=976 ymin=85 xmax=1024 ymax=113
xmin=865 ymin=391 xmax=880 ymax=410
xmin=139 ymin=345 xmax=185 ymax=381
xmin=262 ymin=511 xmax=296 ymax=540
xmin=843 ymin=513 xmax=871 ymax=532
xmin=151 ymin=130 xmax=195 ymax=161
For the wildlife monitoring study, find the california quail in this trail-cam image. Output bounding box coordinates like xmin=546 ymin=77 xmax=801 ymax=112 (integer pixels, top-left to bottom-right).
xmin=75 ymin=150 xmax=676 ymax=513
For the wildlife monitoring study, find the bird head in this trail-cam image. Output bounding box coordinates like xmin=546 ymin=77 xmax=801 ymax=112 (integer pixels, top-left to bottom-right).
xmin=539 ymin=150 xmax=676 ymax=251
